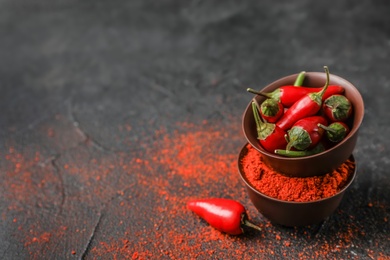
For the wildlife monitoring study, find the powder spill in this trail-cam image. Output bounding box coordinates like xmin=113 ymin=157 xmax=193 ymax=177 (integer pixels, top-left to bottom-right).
xmin=2 ymin=115 xmax=389 ymax=259
xmin=150 ymin=121 xmax=240 ymax=187
xmin=241 ymin=144 xmax=355 ymax=202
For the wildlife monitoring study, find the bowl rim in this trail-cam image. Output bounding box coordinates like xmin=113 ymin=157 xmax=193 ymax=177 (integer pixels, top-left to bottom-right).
xmin=242 ymin=71 xmax=365 ymax=160
xmin=237 ymin=143 xmax=357 ymax=205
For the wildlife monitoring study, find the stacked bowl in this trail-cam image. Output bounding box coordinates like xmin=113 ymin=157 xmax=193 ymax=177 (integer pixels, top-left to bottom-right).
xmin=238 ymin=71 xmax=364 ymax=226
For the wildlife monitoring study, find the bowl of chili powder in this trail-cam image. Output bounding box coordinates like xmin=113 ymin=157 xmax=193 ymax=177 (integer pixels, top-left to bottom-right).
xmin=238 ymin=143 xmax=357 ymax=227
xmin=242 ymin=71 xmax=364 ymax=177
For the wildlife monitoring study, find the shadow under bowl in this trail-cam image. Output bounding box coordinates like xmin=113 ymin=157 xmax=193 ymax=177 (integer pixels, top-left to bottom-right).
xmin=242 ymin=72 xmax=364 ymax=177
xmin=238 ymin=143 xmax=357 ymax=227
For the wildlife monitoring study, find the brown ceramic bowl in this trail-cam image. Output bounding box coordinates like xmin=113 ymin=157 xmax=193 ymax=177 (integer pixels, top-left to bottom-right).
xmin=238 ymin=144 xmax=357 ymax=227
xmin=242 ymin=71 xmax=364 ymax=177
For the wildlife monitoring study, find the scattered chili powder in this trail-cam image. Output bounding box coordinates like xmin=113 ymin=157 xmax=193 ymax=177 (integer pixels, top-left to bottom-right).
xmin=241 ymin=144 xmax=355 ymax=202
xmin=2 ymin=113 xmax=389 ymax=259
xmin=150 ymin=120 xmax=240 ymax=187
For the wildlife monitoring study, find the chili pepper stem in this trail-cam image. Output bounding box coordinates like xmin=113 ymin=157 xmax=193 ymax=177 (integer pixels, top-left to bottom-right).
xmin=293 ymin=71 xmax=306 ymax=86
xmin=284 ymin=134 xmax=290 ymax=143
xmin=286 ymin=139 xmax=297 ymax=151
xmin=275 ymin=143 xmax=325 ymax=157
xmin=252 ymin=100 xmax=265 ymax=135
xmin=243 ymin=219 xmax=262 ymax=231
xmin=252 ymin=98 xmax=279 ymax=139
xmin=317 ymin=66 xmax=330 ymax=98
xmin=275 ymin=149 xmax=304 ymax=156
xmin=318 ymin=123 xmax=337 ymax=133
xmin=252 ymin=98 xmax=262 ymax=112
xmin=247 ymin=88 xmax=272 ymax=99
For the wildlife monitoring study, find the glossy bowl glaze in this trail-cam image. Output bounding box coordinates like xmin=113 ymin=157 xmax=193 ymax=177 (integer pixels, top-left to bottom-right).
xmin=242 ymin=71 xmax=364 ymax=177
xmin=238 ymin=144 xmax=357 ymax=227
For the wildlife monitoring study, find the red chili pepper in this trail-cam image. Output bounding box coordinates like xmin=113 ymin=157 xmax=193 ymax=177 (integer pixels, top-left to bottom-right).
xmin=318 ymin=122 xmax=350 ymax=143
xmin=248 ymin=85 xmax=344 ymax=108
xmin=259 ymin=98 xmax=284 ymax=123
xmin=322 ymin=94 xmax=353 ymax=122
xmin=187 ymin=198 xmax=261 ymax=235
xmin=248 ymin=71 xmax=304 ymax=107
xmin=252 ymin=100 xmax=287 ymax=153
xmin=285 ymin=116 xmax=328 ymax=151
xmin=276 ymin=66 xmax=330 ymax=131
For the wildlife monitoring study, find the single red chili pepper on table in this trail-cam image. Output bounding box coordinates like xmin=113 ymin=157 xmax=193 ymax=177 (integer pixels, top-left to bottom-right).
xmin=318 ymin=122 xmax=350 ymax=143
xmin=322 ymin=94 xmax=353 ymax=122
xmin=276 ymin=66 xmax=331 ymax=131
xmin=285 ymin=116 xmax=328 ymax=152
xmin=252 ymin=100 xmax=287 ymax=153
xmin=187 ymin=198 xmax=261 ymax=235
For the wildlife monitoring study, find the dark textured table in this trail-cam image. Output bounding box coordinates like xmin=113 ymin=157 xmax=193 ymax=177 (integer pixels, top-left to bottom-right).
xmin=1 ymin=1 xmax=389 ymax=259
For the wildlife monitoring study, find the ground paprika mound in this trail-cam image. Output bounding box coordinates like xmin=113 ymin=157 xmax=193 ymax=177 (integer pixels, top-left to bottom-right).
xmin=241 ymin=144 xmax=355 ymax=202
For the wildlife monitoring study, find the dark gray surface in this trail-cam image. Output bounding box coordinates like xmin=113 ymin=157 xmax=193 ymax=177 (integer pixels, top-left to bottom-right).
xmin=1 ymin=0 xmax=389 ymax=259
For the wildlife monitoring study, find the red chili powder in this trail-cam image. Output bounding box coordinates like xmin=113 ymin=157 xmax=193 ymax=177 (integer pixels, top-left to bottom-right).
xmin=6 ymin=115 xmax=388 ymax=259
xmin=149 ymin=120 xmax=241 ymax=187
xmin=241 ymin=144 xmax=355 ymax=202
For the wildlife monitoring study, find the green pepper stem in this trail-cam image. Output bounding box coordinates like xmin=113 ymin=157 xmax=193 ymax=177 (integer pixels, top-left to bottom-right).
xmin=247 ymin=88 xmax=272 ymax=99
xmin=318 ymin=123 xmax=337 ymax=133
xmin=275 ymin=143 xmax=325 ymax=157
xmin=243 ymin=219 xmax=262 ymax=231
xmin=284 ymin=133 xmax=289 ymax=143
xmin=252 ymin=98 xmax=262 ymax=112
xmin=293 ymin=71 xmax=306 ymax=86
xmin=286 ymin=139 xmax=297 ymax=152
xmin=252 ymin=101 xmax=264 ymax=137
xmin=317 ymin=66 xmax=330 ymax=98
xmin=275 ymin=149 xmax=311 ymax=157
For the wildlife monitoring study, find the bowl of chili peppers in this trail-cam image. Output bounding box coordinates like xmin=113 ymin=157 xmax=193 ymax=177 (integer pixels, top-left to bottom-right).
xmin=242 ymin=66 xmax=364 ymax=177
xmin=238 ymin=143 xmax=357 ymax=227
